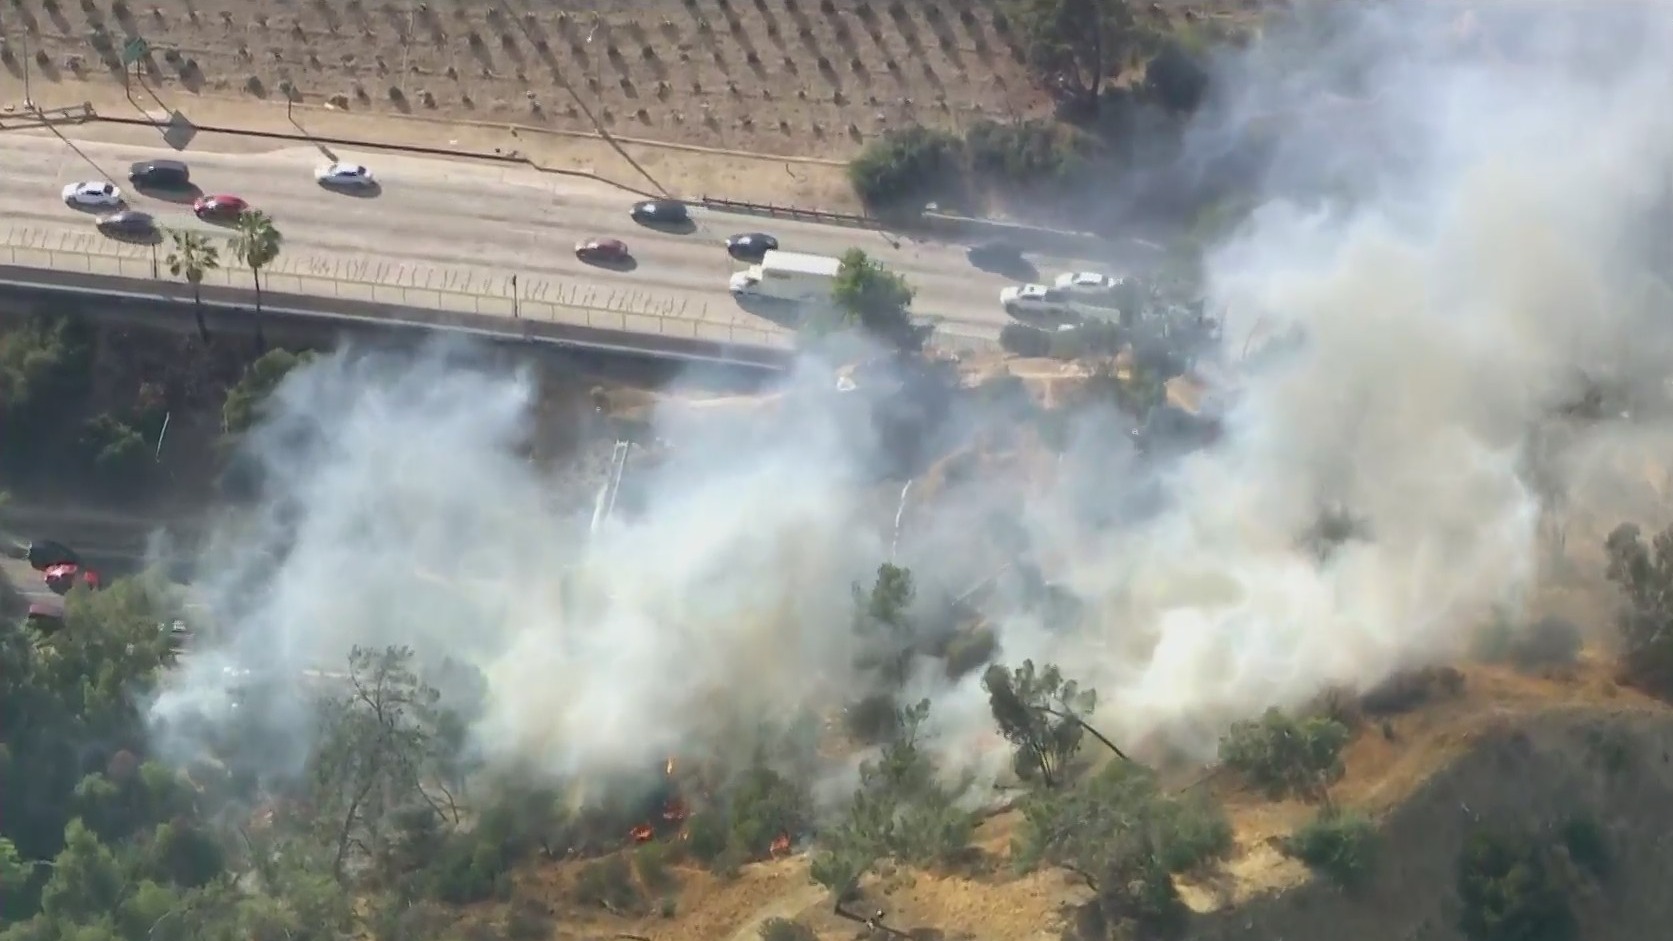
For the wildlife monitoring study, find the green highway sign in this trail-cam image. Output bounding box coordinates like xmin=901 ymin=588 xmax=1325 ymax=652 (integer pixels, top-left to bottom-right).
xmin=120 ymin=37 xmax=148 ymax=65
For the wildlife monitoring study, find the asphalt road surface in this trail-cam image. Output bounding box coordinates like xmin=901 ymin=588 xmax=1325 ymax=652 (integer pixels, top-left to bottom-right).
xmin=0 ymin=125 xmax=1112 ymax=344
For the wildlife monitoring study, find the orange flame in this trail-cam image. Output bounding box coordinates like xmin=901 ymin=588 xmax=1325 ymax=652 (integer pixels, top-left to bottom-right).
xmin=770 ymin=832 xmax=791 ymax=857
xmin=630 ymin=824 xmax=655 ymax=843
xmin=665 ymin=757 xmax=675 ymax=776
xmin=663 ymin=798 xmax=689 ymax=822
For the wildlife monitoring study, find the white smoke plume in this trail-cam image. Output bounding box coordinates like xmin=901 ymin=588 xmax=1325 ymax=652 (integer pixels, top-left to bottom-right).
xmin=150 ymin=4 xmax=1673 ymax=784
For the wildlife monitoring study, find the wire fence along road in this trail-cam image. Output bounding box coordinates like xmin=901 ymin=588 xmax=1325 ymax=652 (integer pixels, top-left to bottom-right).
xmin=0 ymin=227 xmax=796 ymax=352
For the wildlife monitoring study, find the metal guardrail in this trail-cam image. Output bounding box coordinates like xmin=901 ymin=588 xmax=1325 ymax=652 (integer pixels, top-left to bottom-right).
xmin=697 ymin=195 xmax=1140 ymax=260
xmin=0 ymin=261 xmax=796 ymax=372
xmin=698 ymin=195 xmax=884 ymax=230
xmin=0 ymin=242 xmax=794 ymax=355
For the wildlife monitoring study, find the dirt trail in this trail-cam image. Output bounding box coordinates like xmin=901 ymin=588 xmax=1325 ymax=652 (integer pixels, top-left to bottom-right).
xmin=723 ymin=882 xmax=827 ymax=941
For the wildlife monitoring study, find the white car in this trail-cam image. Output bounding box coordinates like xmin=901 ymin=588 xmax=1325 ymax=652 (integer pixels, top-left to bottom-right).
xmin=1001 ymin=283 xmax=1075 ymax=318
xmin=61 ymin=181 xmax=122 ymax=208
xmin=1053 ymin=271 xmax=1124 ymax=296
xmin=315 ymin=162 xmax=375 ymax=187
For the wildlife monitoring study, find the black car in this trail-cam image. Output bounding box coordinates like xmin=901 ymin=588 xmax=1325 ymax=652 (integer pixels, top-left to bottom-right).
xmin=129 ymin=159 xmax=190 ymax=188
xmin=726 ymin=232 xmax=779 ymax=260
xmin=96 ymin=210 xmax=157 ymax=237
xmin=630 ymin=199 xmax=689 ymax=225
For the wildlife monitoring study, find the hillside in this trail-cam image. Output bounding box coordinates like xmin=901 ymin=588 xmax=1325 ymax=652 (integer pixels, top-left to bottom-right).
xmin=493 ymin=657 xmax=1673 ymax=941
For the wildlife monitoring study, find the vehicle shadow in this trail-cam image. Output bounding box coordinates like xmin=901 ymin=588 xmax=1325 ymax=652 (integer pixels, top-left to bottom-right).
xmin=633 ymin=217 xmax=697 ymax=236
xmin=319 ymin=181 xmax=383 ymax=199
xmin=101 ymin=228 xmax=164 ymax=246
xmin=133 ymin=182 xmax=204 ymax=205
xmin=580 ymin=255 xmax=639 ymax=273
xmin=733 ymin=295 xmax=803 ymax=329
xmin=63 ymin=201 xmax=120 ymax=215
xmin=972 ymin=256 xmax=1038 ymax=281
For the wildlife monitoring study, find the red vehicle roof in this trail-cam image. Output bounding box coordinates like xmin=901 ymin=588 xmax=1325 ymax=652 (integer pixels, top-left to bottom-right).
xmin=194 ymin=194 xmax=247 ymax=212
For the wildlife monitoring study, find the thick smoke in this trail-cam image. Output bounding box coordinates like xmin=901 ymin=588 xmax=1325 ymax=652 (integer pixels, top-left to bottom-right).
xmin=151 ymin=4 xmax=1673 ymax=783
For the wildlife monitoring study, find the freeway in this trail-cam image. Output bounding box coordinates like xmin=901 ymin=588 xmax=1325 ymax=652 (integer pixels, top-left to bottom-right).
xmin=0 ymin=124 xmax=1073 ymax=346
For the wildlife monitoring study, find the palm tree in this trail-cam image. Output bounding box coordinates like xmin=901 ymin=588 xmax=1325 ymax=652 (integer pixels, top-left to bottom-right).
xmin=229 ymin=210 xmax=283 ymax=350
xmin=165 ymin=228 xmax=220 ymax=343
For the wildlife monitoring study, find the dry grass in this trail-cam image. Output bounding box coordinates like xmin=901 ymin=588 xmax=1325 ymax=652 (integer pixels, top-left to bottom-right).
xmin=497 ymin=656 xmax=1670 ymax=941
xmin=3 ymin=0 xmax=1069 ymax=156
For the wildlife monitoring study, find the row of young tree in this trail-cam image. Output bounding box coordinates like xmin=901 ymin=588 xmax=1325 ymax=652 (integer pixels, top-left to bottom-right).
xmin=847 ymin=0 xmax=1217 ymax=215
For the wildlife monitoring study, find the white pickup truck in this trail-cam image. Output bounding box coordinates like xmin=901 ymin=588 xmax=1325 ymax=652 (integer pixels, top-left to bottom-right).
xmin=729 ymin=250 xmax=842 ymax=303
xmin=1002 ymin=271 xmax=1128 ymax=321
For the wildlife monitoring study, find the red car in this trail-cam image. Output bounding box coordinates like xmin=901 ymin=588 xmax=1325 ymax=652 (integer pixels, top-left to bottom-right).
xmin=44 ymin=563 xmax=102 ymax=596
xmin=575 ymin=237 xmax=630 ymax=264
xmin=193 ymin=194 xmax=249 ymax=221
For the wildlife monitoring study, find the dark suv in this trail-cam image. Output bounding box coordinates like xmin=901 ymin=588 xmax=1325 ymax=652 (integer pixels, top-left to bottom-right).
xmin=128 ymin=159 xmax=190 ymax=188
xmin=630 ymin=199 xmax=689 ymax=225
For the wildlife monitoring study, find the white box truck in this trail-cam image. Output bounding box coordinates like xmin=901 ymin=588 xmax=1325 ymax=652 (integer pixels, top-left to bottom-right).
xmin=729 ymin=250 xmax=842 ymax=303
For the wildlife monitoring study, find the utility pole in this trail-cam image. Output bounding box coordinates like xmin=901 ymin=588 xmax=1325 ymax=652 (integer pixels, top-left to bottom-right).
xmin=3 ymin=8 xmax=33 ymax=109
xmin=510 ymin=273 xmax=519 ymax=318
xmin=20 ymin=12 xmax=32 ymax=110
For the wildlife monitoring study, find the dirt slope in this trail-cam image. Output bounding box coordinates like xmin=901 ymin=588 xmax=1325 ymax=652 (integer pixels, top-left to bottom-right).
xmin=1191 ymin=703 xmax=1673 ymax=941
xmin=509 ymin=660 xmax=1673 ymax=941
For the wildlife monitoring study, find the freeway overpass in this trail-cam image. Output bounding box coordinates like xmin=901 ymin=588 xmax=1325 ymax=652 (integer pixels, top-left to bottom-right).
xmin=0 ymin=123 xmax=1111 ymax=356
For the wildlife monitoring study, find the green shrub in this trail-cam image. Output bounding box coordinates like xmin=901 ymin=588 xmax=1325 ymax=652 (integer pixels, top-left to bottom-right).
xmin=1282 ymin=810 xmax=1376 ymax=888
xmin=1583 ymin=727 xmax=1633 ymax=775
xmin=222 ymin=348 xmax=314 ymax=435
xmin=503 ymin=900 xmax=549 ymax=941
xmin=633 ymin=842 xmax=678 ymax=894
xmin=964 ymin=118 xmax=1088 ymax=185
xmin=843 ymin=692 xmax=902 ymax=744
xmin=999 ymin=323 xmax=1052 ymax=357
xmin=808 ymin=838 xmax=869 ymax=900
xmin=758 ymin=916 xmax=819 ymax=941
xmin=1218 ymin=708 xmax=1350 ymax=801
xmin=1013 ymin=762 xmax=1231 ymax=880
xmin=573 ymin=856 xmax=641 ymax=913
xmin=1095 ymin=846 xmax=1187 ymax=940
xmin=1359 ymin=666 xmax=1465 ymax=717
xmin=1557 ymin=815 xmax=1609 ymax=881
xmin=1511 ymin=617 xmax=1583 ymax=670
xmin=939 ymin=624 xmax=998 ymax=680
xmin=683 ymin=812 xmax=728 ymax=865
xmin=728 ymin=765 xmax=812 ymax=862
xmin=1456 ymin=828 xmax=1577 ymax=941
xmin=421 ymin=833 xmax=514 ymax=904
xmin=1151 ymin=793 xmax=1234 ymax=874
xmin=1144 ymin=42 xmax=1210 ymax=113
xmin=848 ymin=127 xmax=965 ymax=210
xmin=1046 ymin=322 xmax=1126 ymax=360
xmin=1474 ymin=614 xmax=1583 ymax=671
